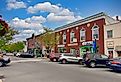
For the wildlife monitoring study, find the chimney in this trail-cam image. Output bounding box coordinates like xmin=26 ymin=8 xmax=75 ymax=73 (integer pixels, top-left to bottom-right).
xmin=116 ymin=16 xmax=119 ymax=21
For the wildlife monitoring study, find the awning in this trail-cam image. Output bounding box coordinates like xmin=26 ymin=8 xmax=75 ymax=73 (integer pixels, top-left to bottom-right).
xmin=115 ymin=46 xmax=121 ymax=51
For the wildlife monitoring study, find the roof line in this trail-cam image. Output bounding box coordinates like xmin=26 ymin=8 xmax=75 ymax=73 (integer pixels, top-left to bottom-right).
xmin=54 ymin=12 xmax=106 ymax=31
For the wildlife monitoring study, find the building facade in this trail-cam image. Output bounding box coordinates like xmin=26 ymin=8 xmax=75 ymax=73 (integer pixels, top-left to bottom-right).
xmin=104 ymin=21 xmax=121 ymax=58
xmin=54 ymin=12 xmax=117 ymax=56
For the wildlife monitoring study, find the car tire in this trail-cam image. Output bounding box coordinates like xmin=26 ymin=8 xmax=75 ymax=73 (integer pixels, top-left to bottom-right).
xmin=78 ymin=60 xmax=82 ymax=65
xmin=0 ymin=62 xmax=3 ymax=67
xmin=61 ymin=59 xmax=67 ymax=64
xmin=90 ymin=61 xmax=96 ymax=68
xmin=53 ymin=58 xmax=57 ymax=62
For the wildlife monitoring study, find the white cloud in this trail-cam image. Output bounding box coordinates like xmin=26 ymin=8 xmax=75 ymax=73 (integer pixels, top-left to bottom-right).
xmin=27 ymin=2 xmax=61 ymax=14
xmin=9 ymin=16 xmax=46 ymax=41
xmin=7 ymin=0 xmax=27 ymax=10
xmin=27 ymin=2 xmax=82 ymax=23
xmin=47 ymin=13 xmax=82 ymax=23
xmin=112 ymin=16 xmax=121 ymax=20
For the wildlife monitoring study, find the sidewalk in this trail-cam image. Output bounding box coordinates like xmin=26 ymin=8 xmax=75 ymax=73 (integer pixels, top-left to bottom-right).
xmin=0 ymin=74 xmax=4 ymax=82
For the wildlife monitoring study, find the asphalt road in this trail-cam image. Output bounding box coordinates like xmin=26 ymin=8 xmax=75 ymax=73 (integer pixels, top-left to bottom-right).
xmin=0 ymin=58 xmax=121 ymax=82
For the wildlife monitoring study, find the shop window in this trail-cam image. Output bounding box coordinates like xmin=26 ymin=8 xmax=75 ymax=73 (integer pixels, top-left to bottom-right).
xmin=70 ymin=48 xmax=76 ymax=54
xmin=92 ymin=25 xmax=99 ymax=40
xmin=80 ymin=29 xmax=86 ymax=41
xmin=107 ymin=30 xmax=113 ymax=38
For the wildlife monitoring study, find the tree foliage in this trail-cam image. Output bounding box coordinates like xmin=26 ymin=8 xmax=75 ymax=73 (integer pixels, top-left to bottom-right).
xmin=0 ymin=28 xmax=18 ymax=49
xmin=1 ymin=41 xmax=24 ymax=52
xmin=36 ymin=28 xmax=60 ymax=53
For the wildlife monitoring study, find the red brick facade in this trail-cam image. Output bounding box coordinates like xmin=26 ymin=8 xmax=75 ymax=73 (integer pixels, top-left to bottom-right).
xmin=55 ymin=13 xmax=106 ymax=55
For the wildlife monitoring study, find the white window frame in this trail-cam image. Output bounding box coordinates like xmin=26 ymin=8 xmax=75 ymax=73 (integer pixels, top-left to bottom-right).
xmin=80 ymin=29 xmax=86 ymax=42
xmin=70 ymin=31 xmax=75 ymax=43
xmin=63 ymin=32 xmax=66 ymax=44
xmin=92 ymin=25 xmax=99 ymax=40
xmin=107 ymin=30 xmax=113 ymax=38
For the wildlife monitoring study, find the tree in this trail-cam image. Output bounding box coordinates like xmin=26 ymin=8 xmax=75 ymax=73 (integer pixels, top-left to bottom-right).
xmin=36 ymin=28 xmax=60 ymax=53
xmin=0 ymin=28 xmax=18 ymax=49
xmin=1 ymin=41 xmax=24 ymax=52
xmin=0 ymin=15 xmax=18 ymax=49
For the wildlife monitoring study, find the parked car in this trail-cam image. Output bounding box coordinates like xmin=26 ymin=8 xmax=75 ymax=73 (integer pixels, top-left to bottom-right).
xmin=58 ymin=53 xmax=83 ymax=64
xmin=19 ymin=52 xmax=35 ymax=58
xmin=49 ymin=53 xmax=61 ymax=62
xmin=82 ymin=53 xmax=110 ymax=68
xmin=108 ymin=57 xmax=121 ymax=71
xmin=0 ymin=55 xmax=11 ymax=67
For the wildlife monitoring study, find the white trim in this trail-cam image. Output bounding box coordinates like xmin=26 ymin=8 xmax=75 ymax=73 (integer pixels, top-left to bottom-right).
xmin=54 ymin=16 xmax=105 ymax=32
xmin=92 ymin=24 xmax=99 ymax=40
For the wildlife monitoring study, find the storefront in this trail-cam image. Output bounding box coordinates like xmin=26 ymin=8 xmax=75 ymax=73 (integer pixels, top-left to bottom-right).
xmin=80 ymin=41 xmax=93 ymax=56
xmin=115 ymin=46 xmax=121 ymax=57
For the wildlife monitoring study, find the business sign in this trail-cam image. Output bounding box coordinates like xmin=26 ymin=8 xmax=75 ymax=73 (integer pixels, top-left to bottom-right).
xmin=106 ymin=41 xmax=114 ymax=48
xmin=82 ymin=41 xmax=93 ymax=46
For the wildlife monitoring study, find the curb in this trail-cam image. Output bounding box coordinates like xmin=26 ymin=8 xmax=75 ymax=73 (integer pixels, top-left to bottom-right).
xmin=11 ymin=59 xmax=42 ymax=63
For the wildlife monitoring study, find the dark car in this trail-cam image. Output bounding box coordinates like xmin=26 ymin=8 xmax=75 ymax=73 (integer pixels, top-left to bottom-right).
xmin=19 ymin=52 xmax=35 ymax=58
xmin=0 ymin=56 xmax=11 ymax=67
xmin=82 ymin=53 xmax=109 ymax=67
xmin=108 ymin=57 xmax=121 ymax=71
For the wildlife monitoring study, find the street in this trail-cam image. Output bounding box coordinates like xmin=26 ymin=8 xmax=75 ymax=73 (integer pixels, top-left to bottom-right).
xmin=0 ymin=57 xmax=121 ymax=82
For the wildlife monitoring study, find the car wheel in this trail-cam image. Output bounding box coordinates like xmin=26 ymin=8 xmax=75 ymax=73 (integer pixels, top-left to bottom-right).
xmin=53 ymin=58 xmax=57 ymax=62
xmin=78 ymin=60 xmax=82 ymax=65
xmin=90 ymin=62 xmax=96 ymax=68
xmin=0 ymin=62 xmax=3 ymax=67
xmin=61 ymin=59 xmax=67 ymax=64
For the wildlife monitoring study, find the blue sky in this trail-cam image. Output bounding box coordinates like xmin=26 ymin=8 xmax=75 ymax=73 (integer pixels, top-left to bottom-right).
xmin=0 ymin=0 xmax=121 ymax=41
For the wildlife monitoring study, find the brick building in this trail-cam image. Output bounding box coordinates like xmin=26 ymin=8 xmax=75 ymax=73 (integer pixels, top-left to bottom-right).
xmin=54 ymin=12 xmax=118 ymax=56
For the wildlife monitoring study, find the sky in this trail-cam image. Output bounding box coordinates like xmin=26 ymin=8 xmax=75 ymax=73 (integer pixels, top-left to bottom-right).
xmin=0 ymin=0 xmax=121 ymax=42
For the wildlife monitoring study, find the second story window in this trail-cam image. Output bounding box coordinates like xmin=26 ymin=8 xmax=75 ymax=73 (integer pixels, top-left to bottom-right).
xmin=63 ymin=32 xmax=66 ymax=44
xmin=92 ymin=25 xmax=99 ymax=40
xmin=107 ymin=30 xmax=113 ymax=38
xmin=80 ymin=29 xmax=86 ymax=41
xmin=70 ymin=31 xmax=75 ymax=43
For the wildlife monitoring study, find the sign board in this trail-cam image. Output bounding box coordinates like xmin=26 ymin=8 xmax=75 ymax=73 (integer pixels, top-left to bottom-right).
xmin=82 ymin=41 xmax=93 ymax=46
xmin=106 ymin=41 xmax=114 ymax=48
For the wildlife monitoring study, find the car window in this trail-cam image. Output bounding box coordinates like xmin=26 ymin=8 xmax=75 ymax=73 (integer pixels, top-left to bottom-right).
xmin=101 ymin=55 xmax=108 ymax=58
xmin=64 ymin=53 xmax=74 ymax=57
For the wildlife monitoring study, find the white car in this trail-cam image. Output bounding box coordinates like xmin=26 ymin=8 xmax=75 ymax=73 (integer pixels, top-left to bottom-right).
xmin=58 ymin=53 xmax=82 ymax=64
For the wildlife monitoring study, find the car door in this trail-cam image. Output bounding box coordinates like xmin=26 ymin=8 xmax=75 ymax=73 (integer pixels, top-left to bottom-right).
xmin=95 ymin=54 xmax=108 ymax=65
xmin=65 ymin=54 xmax=77 ymax=62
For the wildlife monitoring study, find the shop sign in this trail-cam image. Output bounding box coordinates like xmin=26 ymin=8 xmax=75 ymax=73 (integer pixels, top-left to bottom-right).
xmin=82 ymin=41 xmax=93 ymax=46
xmin=57 ymin=45 xmax=65 ymax=47
xmin=68 ymin=43 xmax=78 ymax=46
xmin=107 ymin=41 xmax=114 ymax=48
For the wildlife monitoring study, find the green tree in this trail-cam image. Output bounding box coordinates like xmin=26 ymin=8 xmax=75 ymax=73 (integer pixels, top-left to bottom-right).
xmin=0 ymin=28 xmax=18 ymax=49
xmin=37 ymin=28 xmax=60 ymax=53
xmin=1 ymin=41 xmax=24 ymax=52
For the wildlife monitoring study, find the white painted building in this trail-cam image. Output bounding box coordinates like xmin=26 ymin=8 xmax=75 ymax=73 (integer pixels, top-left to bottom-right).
xmin=104 ymin=21 xmax=121 ymax=58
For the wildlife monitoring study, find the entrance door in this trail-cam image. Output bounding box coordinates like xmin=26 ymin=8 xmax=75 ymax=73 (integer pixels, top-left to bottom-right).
xmin=108 ymin=51 xmax=113 ymax=58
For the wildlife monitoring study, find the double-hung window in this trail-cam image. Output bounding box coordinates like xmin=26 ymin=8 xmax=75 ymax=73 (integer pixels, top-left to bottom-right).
xmin=80 ymin=29 xmax=86 ymax=41
xmin=92 ymin=25 xmax=99 ymax=40
xmin=70 ymin=31 xmax=75 ymax=43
